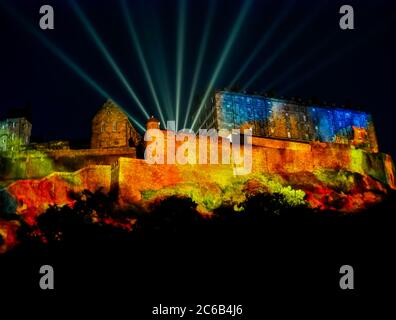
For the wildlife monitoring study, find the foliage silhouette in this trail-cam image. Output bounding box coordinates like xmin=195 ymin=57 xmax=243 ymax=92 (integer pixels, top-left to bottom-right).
xmin=3 ymin=188 xmax=396 ymax=256
xmin=135 ymin=196 xmax=204 ymax=236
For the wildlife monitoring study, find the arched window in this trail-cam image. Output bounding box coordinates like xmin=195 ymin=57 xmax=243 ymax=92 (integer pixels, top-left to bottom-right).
xmin=112 ymin=121 xmax=117 ymax=132
xmin=101 ymin=121 xmax=105 ymax=132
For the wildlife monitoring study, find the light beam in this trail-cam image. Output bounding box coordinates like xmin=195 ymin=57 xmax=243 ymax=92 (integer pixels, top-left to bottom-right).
xmin=276 ymin=9 xmax=396 ymax=95
xmin=121 ymin=0 xmax=166 ymax=127
xmin=1 ymin=2 xmax=146 ymax=132
xmin=183 ymin=0 xmax=216 ymax=129
xmin=175 ymin=0 xmax=187 ymax=131
xmin=228 ymin=0 xmax=295 ymax=88
xmin=146 ymin=6 xmax=175 ymax=124
xmin=191 ymin=0 xmax=254 ymax=130
xmin=280 ymin=28 xmax=377 ymax=95
xmin=70 ymin=0 xmax=150 ymax=119
xmin=264 ymin=34 xmax=335 ymax=91
xmin=243 ymin=1 xmax=326 ymax=90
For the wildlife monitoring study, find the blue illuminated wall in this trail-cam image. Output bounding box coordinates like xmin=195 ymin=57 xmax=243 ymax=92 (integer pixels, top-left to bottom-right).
xmin=216 ymin=91 xmax=312 ymax=140
xmin=219 ymin=92 xmax=270 ymax=135
xmin=308 ymin=107 xmax=369 ymax=144
xmin=206 ymin=91 xmax=378 ymax=152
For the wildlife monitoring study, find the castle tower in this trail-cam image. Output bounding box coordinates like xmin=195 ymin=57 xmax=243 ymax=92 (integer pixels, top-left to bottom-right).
xmin=0 ymin=117 xmax=32 ymax=152
xmin=146 ymin=115 xmax=160 ymax=131
xmin=91 ymin=99 xmax=141 ymax=149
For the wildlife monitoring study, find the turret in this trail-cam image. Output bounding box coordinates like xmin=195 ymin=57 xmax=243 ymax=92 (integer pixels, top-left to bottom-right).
xmin=146 ymin=115 xmax=160 ymax=131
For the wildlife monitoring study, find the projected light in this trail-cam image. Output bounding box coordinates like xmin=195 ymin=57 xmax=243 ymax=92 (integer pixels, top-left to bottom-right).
xmin=71 ymin=0 xmax=150 ymax=119
xmin=206 ymin=91 xmax=375 ymax=150
xmin=243 ymin=1 xmax=325 ymax=90
xmin=280 ymin=2 xmax=389 ymax=94
xmin=280 ymin=32 xmax=368 ymax=95
xmin=183 ymin=0 xmax=216 ymax=130
xmin=308 ymin=107 xmax=369 ymax=143
xmin=191 ymin=0 xmax=253 ymax=130
xmin=228 ymin=0 xmax=295 ymax=88
xmin=121 ymin=0 xmax=166 ymax=127
xmin=146 ymin=8 xmax=175 ymax=124
xmin=1 ymin=2 xmax=146 ymax=132
xmin=175 ymin=0 xmax=187 ymax=131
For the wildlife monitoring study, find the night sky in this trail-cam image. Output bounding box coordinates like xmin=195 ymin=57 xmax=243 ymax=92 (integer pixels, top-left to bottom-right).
xmin=0 ymin=0 xmax=395 ymax=158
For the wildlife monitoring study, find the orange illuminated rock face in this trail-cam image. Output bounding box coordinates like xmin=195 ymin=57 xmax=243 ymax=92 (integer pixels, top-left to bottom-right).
xmin=0 ymin=220 xmax=20 ymax=254
xmin=0 ymin=139 xmax=395 ymax=253
xmin=117 ymin=159 xmax=184 ymax=204
xmin=0 ymin=135 xmax=395 ymax=233
xmin=384 ymin=154 xmax=396 ymax=190
xmin=6 ymin=166 xmax=111 ymax=224
xmin=122 ymin=162 xmax=388 ymax=212
xmin=117 ymin=145 xmax=391 ymax=212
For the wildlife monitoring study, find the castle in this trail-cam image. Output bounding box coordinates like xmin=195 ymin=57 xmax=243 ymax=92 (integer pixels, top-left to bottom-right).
xmin=0 ymin=100 xmax=139 ymax=180
xmin=0 ymin=92 xmax=393 ymax=183
xmin=0 ymin=92 xmax=395 ymax=219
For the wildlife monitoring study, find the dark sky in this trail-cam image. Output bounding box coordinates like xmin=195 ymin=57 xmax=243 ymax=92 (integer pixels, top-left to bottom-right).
xmin=0 ymin=0 xmax=395 ymax=158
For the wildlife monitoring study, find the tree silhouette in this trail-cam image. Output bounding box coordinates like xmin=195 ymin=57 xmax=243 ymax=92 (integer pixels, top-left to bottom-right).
xmin=136 ymin=196 xmax=204 ymax=236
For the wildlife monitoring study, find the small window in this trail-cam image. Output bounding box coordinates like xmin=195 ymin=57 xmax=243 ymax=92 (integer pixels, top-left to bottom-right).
xmin=112 ymin=121 xmax=117 ymax=132
xmin=101 ymin=122 xmax=105 ymax=132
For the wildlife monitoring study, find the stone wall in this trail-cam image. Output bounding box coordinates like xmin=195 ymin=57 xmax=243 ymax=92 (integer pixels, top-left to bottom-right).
xmin=0 ymin=147 xmax=136 ymax=180
xmin=145 ymin=130 xmax=393 ymax=183
xmin=91 ymin=100 xmax=141 ymax=148
xmin=115 ymin=145 xmax=395 ymax=209
xmin=3 ymin=138 xmax=395 ymax=217
xmin=208 ymin=91 xmax=379 ymax=153
xmin=126 ymin=133 xmax=396 ymax=205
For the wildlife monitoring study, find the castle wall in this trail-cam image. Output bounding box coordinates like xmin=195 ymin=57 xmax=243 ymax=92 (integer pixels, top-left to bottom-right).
xmin=250 ymin=140 xmax=393 ymax=187
xmin=4 ymin=141 xmax=395 ymax=217
xmin=145 ymin=130 xmax=384 ymax=174
xmin=116 ymin=157 xmax=235 ymax=206
xmin=0 ymin=147 xmax=136 ymax=180
xmin=116 ymin=142 xmax=396 ymax=209
xmin=2 ymin=133 xmax=387 ymax=191
xmin=205 ymin=91 xmax=379 ymax=153
xmin=140 ymin=132 xmax=396 ymax=198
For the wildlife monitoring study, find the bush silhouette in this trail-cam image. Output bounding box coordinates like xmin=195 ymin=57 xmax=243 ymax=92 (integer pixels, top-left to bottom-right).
xmin=136 ymin=196 xmax=204 ymax=235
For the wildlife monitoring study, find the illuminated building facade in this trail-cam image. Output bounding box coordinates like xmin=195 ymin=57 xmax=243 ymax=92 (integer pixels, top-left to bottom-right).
xmin=194 ymin=90 xmax=378 ymax=152
xmin=0 ymin=117 xmax=32 ymax=152
xmin=91 ymin=100 xmax=141 ymax=149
